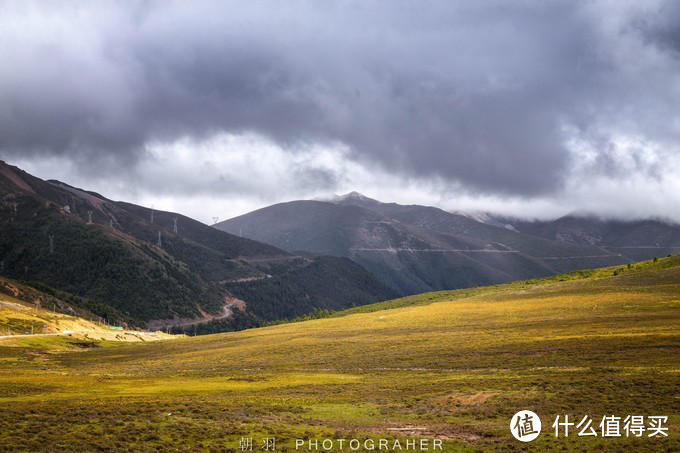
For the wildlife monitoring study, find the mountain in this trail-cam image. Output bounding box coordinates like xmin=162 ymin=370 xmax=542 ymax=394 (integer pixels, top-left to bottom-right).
xmin=216 ymin=193 xmax=628 ymax=294
xmin=481 ymin=214 xmax=680 ymax=261
xmin=0 ymin=162 xmax=396 ymax=330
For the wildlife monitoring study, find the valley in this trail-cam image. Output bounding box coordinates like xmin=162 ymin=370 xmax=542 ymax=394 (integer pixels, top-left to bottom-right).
xmin=0 ymin=255 xmax=677 ymax=451
xmin=3 ymin=3 xmax=677 ymax=451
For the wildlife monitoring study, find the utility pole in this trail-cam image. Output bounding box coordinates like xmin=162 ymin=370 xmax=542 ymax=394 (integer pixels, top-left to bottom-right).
xmin=213 ymin=216 xmax=219 ymax=225
xmin=157 ymin=231 xmax=162 ymax=247
xmin=173 ymin=217 xmax=178 ymax=234
xmin=48 ymin=235 xmax=54 ymax=254
xmin=150 ymin=208 xmax=154 ymax=223
xmin=87 ymin=211 xmax=93 ymax=224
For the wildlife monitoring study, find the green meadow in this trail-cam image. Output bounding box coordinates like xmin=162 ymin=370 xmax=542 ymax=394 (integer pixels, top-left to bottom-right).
xmin=0 ymin=257 xmax=678 ymax=451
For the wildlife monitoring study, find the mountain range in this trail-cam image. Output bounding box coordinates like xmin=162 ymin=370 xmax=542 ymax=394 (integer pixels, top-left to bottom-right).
xmin=5 ymin=158 xmax=677 ymax=333
xmin=481 ymin=213 xmax=680 ymax=261
xmin=0 ymin=162 xmax=396 ymax=331
xmin=216 ymin=192 xmax=639 ymax=294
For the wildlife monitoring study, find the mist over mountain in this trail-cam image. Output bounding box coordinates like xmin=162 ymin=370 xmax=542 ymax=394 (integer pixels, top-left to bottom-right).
xmin=332 ymin=192 xmax=680 ymax=262
xmin=216 ymin=193 xmax=631 ymax=295
xmin=482 ymin=214 xmax=680 ymax=261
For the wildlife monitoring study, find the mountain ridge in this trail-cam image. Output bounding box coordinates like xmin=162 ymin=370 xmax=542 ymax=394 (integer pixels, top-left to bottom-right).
xmin=217 ymin=194 xmax=629 ymax=294
xmin=478 ymin=212 xmax=680 ymax=261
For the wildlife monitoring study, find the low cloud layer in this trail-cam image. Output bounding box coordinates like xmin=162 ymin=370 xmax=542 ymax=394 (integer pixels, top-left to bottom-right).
xmin=1 ymin=1 xmax=679 ymax=222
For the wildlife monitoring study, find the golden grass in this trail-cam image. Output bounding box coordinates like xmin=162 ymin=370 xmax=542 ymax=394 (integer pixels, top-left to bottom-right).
xmin=0 ymin=256 xmax=678 ymax=451
xmin=0 ymin=295 xmax=175 ymax=344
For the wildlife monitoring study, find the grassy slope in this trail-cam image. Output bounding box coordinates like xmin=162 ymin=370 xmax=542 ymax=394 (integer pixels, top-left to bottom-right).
xmin=0 ymin=257 xmax=678 ymax=451
xmin=0 ymin=282 xmax=175 ymax=344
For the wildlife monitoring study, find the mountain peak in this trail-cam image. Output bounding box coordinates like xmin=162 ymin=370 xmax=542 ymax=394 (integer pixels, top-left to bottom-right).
xmin=326 ymin=191 xmax=382 ymax=207
xmin=338 ymin=191 xmax=371 ymax=200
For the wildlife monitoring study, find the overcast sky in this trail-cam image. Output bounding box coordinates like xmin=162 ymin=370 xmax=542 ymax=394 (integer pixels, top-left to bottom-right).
xmin=1 ymin=0 xmax=679 ymax=223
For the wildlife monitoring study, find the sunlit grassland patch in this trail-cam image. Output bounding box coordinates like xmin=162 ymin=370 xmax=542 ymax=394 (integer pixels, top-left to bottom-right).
xmin=106 ymin=373 xmax=363 ymax=396
xmin=0 ymin=255 xmax=678 ymax=450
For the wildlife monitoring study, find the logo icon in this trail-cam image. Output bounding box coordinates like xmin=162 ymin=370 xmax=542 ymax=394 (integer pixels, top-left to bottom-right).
xmin=511 ymin=410 xmax=541 ymax=442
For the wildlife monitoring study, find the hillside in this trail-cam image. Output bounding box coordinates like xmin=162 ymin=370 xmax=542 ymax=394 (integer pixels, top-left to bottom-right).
xmin=0 ymin=255 xmax=677 ymax=450
xmin=490 ymin=214 xmax=680 ymax=261
xmin=0 ymin=276 xmax=173 ymax=343
xmin=0 ymin=162 xmax=395 ymax=330
xmin=216 ymin=194 xmax=628 ymax=294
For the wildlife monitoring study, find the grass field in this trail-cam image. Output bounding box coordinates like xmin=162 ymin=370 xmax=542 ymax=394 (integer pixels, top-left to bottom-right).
xmin=0 ymin=257 xmax=678 ymax=451
xmin=0 ymin=288 xmax=173 ymax=344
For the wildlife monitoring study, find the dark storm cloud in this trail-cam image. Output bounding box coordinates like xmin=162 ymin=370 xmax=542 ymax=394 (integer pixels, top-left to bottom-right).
xmin=636 ymin=1 xmax=680 ymax=54
xmin=0 ymin=0 xmax=678 ymax=196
